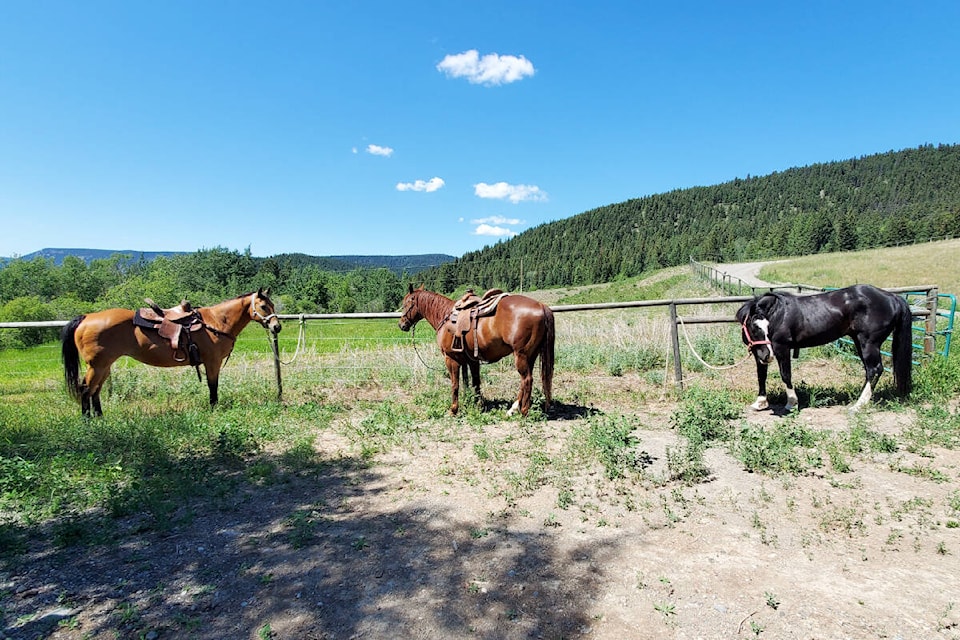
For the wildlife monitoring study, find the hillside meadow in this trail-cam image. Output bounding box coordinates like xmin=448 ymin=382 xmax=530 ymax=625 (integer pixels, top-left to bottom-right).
xmin=758 ymin=237 xmax=960 ymax=294
xmin=1 ymin=243 xmax=959 ymax=639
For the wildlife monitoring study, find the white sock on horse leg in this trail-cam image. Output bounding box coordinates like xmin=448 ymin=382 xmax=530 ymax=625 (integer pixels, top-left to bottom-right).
xmin=850 ymin=382 xmax=873 ymax=412
xmin=785 ymin=388 xmax=799 ymax=411
xmin=751 ymin=396 xmax=769 ymax=411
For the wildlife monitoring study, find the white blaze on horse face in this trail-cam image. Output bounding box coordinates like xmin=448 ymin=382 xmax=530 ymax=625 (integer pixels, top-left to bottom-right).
xmin=507 ymin=400 xmax=520 ymax=416
xmin=752 ymin=318 xmax=774 ymax=363
xmin=754 ymin=318 xmax=770 ymax=339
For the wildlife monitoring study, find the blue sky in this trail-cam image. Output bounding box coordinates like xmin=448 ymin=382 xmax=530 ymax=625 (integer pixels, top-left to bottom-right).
xmin=2 ymin=1 xmax=959 ymax=259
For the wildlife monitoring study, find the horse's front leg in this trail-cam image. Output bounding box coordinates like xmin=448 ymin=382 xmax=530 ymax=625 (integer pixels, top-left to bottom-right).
xmin=205 ymin=361 xmax=221 ymax=408
xmin=776 ymin=351 xmax=798 ymax=411
xmin=446 ymin=357 xmax=461 ymax=415
xmin=751 ymin=360 xmax=770 ymax=411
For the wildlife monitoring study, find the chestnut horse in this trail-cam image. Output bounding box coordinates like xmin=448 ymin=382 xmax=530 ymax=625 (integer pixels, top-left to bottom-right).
xmin=61 ymin=288 xmax=281 ymax=416
xmin=399 ymin=285 xmax=555 ymax=416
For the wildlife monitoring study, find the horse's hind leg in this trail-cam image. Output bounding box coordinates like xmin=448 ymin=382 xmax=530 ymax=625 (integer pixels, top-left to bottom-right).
xmin=508 ymin=353 xmax=534 ymax=417
xmin=851 ymin=341 xmax=884 ymax=412
xmin=83 ymin=365 xmax=110 ymax=417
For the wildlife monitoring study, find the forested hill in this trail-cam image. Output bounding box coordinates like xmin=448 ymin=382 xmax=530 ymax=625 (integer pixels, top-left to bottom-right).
xmin=8 ymin=248 xmax=454 ymax=275
xmin=269 ymin=253 xmax=455 ymax=274
xmin=417 ymin=144 xmax=960 ymax=292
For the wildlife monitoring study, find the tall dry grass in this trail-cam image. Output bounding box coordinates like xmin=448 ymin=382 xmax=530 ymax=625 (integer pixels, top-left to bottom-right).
xmin=759 ymin=239 xmax=960 ymax=294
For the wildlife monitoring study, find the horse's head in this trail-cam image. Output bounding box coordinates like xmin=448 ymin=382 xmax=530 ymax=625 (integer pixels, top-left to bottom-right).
xmin=398 ymin=284 xmax=423 ymax=332
xmin=736 ymin=297 xmax=773 ymax=364
xmin=250 ymin=287 xmax=282 ymax=335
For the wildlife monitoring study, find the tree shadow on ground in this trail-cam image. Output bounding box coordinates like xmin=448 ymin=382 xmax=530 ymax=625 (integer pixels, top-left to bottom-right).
xmin=2 ymin=446 xmax=621 ymax=640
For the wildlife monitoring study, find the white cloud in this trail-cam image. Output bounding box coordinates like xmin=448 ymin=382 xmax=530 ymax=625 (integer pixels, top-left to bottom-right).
xmin=474 ymin=182 xmax=547 ymax=203
xmin=471 ymin=215 xmax=522 ymax=226
xmin=396 ymin=177 xmax=445 ymax=193
xmin=367 ymin=144 xmax=394 ymax=157
xmin=437 ymin=49 xmax=535 ymax=86
xmin=474 ymin=223 xmax=518 ymax=238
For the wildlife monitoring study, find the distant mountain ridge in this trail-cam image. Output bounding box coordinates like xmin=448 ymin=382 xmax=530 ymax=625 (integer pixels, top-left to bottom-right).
xmin=4 ymin=248 xmax=455 ymax=275
xmin=10 ymin=248 xmax=186 ymax=265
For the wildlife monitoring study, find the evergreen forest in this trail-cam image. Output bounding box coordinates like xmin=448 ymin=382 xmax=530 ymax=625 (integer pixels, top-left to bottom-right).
xmin=417 ymin=144 xmax=960 ymax=291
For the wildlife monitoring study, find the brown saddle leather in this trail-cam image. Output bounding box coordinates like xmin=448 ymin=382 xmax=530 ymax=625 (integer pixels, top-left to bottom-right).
xmin=133 ymin=299 xmax=204 ymax=361
xmin=449 ymin=289 xmax=509 ymax=357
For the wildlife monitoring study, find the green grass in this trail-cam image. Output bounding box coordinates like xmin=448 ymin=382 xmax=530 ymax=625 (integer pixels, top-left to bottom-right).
xmin=557 ymin=273 xmax=688 ymax=305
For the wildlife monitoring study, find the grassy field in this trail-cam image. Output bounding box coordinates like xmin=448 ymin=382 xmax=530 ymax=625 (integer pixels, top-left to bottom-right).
xmin=758 ymin=237 xmax=960 ymax=294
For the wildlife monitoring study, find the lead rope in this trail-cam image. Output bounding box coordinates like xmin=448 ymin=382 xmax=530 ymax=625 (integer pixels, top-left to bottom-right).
xmin=410 ymin=322 xmax=447 ymax=373
xmin=273 ymin=315 xmax=306 ymax=366
xmin=677 ymin=315 xmax=754 ymax=371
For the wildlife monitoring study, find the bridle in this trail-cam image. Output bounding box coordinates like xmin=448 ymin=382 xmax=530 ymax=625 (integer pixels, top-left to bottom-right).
xmin=251 ymin=295 xmax=278 ymax=326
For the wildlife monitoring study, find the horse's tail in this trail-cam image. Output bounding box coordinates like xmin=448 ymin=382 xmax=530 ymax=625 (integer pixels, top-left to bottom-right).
xmin=540 ymin=305 xmax=555 ymax=409
xmin=61 ymin=315 xmax=85 ymax=404
xmin=891 ymin=296 xmax=913 ymax=397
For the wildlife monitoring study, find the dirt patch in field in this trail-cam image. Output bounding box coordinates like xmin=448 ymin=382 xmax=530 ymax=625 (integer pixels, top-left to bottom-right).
xmin=3 ymin=368 xmax=960 ymax=640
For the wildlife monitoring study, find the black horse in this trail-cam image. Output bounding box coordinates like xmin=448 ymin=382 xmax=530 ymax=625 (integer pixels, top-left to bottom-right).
xmin=736 ymin=284 xmax=913 ymax=412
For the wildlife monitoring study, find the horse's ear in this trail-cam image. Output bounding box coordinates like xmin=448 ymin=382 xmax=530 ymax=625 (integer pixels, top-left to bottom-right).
xmin=263 ymin=287 xmax=271 ymax=297
xmin=756 ymin=294 xmax=778 ymax=315
xmin=408 ymin=283 xmax=414 ymax=294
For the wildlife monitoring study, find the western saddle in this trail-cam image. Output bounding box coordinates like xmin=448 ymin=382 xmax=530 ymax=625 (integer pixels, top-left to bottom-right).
xmin=448 ymin=288 xmax=510 ymax=358
xmin=133 ymin=298 xmax=205 ymax=368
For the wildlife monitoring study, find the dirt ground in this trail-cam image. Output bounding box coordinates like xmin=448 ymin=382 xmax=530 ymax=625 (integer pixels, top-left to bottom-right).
xmin=3 ymin=368 xmax=959 ymax=640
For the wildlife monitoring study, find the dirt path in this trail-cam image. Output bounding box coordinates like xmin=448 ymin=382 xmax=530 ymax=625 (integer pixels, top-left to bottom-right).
xmin=712 ymin=261 xmax=784 ymax=288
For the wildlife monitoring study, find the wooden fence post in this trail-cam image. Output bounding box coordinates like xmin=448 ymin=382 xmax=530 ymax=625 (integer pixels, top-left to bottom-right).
xmin=270 ymin=332 xmax=283 ymax=401
xmin=669 ymin=302 xmax=683 ymax=389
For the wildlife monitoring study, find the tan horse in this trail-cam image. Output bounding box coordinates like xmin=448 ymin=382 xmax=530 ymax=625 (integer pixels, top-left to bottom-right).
xmin=61 ymin=288 xmax=281 ymax=416
xmin=399 ymin=285 xmax=555 ymax=416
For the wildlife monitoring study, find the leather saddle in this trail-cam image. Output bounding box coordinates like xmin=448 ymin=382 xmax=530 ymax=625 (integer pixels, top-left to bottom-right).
xmin=448 ymin=288 xmax=510 ymax=358
xmin=133 ymin=298 xmax=204 ymax=365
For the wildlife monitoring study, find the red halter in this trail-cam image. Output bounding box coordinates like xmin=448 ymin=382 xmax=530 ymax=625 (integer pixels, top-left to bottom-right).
xmin=741 ymin=316 xmax=772 ymax=352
